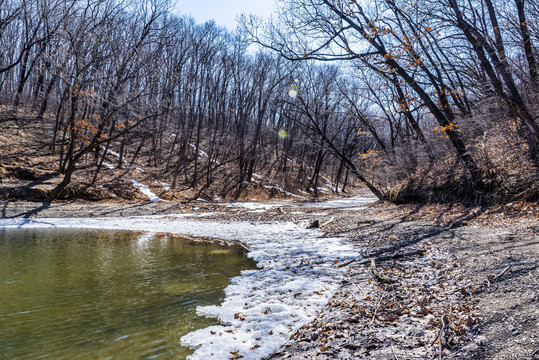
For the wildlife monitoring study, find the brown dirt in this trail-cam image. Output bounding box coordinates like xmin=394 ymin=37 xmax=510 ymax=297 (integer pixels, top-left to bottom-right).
xmin=269 ymin=203 xmax=539 ymax=360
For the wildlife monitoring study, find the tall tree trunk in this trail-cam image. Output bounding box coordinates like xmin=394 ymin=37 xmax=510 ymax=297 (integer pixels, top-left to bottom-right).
xmin=515 ymin=0 xmax=538 ymax=88
xmin=37 ymin=72 xmax=58 ymax=120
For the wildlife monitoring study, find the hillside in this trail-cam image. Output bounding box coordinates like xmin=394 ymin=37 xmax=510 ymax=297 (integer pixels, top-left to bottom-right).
xmin=0 ymin=111 xmax=362 ymax=203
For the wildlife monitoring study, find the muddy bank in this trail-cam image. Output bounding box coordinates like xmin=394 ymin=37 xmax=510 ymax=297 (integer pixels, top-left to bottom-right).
xmin=271 ymin=204 xmax=539 ymax=360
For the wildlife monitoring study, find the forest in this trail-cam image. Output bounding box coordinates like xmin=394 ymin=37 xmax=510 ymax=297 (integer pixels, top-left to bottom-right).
xmin=1 ymin=0 xmax=538 ymax=203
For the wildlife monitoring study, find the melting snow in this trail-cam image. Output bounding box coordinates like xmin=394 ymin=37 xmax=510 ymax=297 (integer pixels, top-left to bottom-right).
xmin=101 ymin=146 xmax=130 ymax=165
xmin=0 ymin=207 xmax=366 ymax=360
xmin=100 ymin=152 xmax=159 ymax=201
xmin=225 ymin=202 xmax=286 ymax=210
xmin=0 ymin=194 xmax=378 ymax=359
xmin=155 ymin=181 xmax=170 ymax=191
xmin=129 ymin=180 xmax=161 ymax=202
xmin=253 ymin=173 xmax=306 ymax=199
xmin=190 ymin=143 xmax=209 ymax=158
xmin=105 ymin=148 xmax=121 ymax=158
xmin=305 ymin=193 xmax=378 ymax=210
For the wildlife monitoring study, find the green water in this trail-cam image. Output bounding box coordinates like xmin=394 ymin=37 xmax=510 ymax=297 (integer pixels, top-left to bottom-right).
xmin=0 ymin=228 xmax=257 ymax=359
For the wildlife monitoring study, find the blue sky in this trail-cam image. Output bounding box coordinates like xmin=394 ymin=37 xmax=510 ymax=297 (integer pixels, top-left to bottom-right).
xmin=174 ymin=0 xmax=276 ymax=30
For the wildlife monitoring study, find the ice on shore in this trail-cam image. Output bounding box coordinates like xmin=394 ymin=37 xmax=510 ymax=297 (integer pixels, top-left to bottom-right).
xmin=0 ymin=212 xmax=361 ymax=360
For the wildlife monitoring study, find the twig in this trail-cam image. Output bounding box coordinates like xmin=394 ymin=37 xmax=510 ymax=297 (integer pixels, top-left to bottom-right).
xmin=370 ymin=301 xmax=379 ymax=325
xmin=431 ymin=313 xmax=449 ymax=360
xmin=337 ymin=249 xmax=424 ymax=268
xmin=452 ymin=266 xmax=513 ymax=295
xmin=337 ymin=258 xmax=359 ymax=268
xmin=490 ymin=266 xmax=511 ymax=284
xmin=391 ymin=344 xmax=400 ymax=360
xmin=357 ymin=219 xmax=374 ymax=225
xmin=321 ymin=216 xmax=335 ymax=227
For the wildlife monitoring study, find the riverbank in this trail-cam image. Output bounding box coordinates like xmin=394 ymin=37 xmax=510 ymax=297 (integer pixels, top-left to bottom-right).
xmin=1 ymin=198 xmax=538 ymax=359
xmin=0 ymin=197 xmax=367 ymax=360
xmin=271 ymin=203 xmax=539 ymax=359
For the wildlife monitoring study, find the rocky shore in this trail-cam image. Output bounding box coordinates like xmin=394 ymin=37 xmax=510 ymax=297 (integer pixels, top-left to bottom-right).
xmin=1 ymin=198 xmax=538 ymax=359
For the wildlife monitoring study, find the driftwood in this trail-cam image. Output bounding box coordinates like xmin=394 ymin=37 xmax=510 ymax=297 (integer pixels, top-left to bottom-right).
xmin=357 ymin=219 xmax=374 ymax=225
xmin=369 ymin=258 xmax=397 ymax=284
xmin=338 ymin=249 xmax=425 ymax=268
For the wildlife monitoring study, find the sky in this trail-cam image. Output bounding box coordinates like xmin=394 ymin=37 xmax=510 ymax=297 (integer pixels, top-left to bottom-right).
xmin=174 ymin=0 xmax=276 ymax=30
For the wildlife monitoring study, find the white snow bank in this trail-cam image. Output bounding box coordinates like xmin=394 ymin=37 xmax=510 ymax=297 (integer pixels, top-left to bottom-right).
xmin=101 ymin=146 xmax=128 ymax=163
xmin=105 ymin=148 xmax=121 ymax=158
xmin=305 ymin=193 xmax=378 ymax=210
xmin=0 ymin=215 xmax=361 ymax=360
xmin=129 ymin=180 xmax=161 ymax=202
xmin=224 ymin=191 xmax=377 ymax=212
xmin=225 ymin=202 xmax=287 ymax=210
xmin=100 ymin=146 xmax=132 ymax=166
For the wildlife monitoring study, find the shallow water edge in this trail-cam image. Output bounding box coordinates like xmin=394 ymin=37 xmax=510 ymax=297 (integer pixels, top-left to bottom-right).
xmin=0 ymin=215 xmax=360 ymax=360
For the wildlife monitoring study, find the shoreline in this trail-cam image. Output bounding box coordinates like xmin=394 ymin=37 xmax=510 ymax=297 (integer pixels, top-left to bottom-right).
xmin=0 ymin=201 xmax=363 ymax=360
xmin=1 ymin=198 xmax=538 ymax=359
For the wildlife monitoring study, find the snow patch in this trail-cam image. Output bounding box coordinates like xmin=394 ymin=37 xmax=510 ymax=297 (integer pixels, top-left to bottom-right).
xmin=253 ymin=173 xmax=306 ymax=199
xmin=306 ymin=193 xmax=378 ymax=210
xmin=321 ymin=175 xmax=343 ymax=193
xmin=101 ymin=146 xmax=130 ymax=165
xmin=129 ymin=180 xmax=161 ymax=202
xmin=190 ymin=143 xmax=209 ymax=158
xmin=155 ymin=181 xmax=170 ymax=191
xmin=225 ymin=202 xmax=286 ymax=210
xmin=105 ymin=148 xmax=121 ymax=158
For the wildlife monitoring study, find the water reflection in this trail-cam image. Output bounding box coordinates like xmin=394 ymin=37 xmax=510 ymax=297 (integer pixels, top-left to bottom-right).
xmin=0 ymin=228 xmax=256 ymax=359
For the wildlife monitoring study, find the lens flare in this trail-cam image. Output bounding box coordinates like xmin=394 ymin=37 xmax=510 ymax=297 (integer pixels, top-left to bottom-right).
xmin=294 ymin=78 xmax=299 ymax=84
xmin=278 ymin=129 xmax=288 ymax=139
xmin=288 ymin=84 xmax=299 ymax=98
